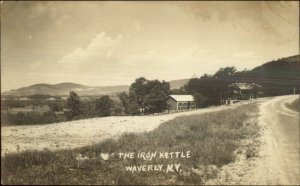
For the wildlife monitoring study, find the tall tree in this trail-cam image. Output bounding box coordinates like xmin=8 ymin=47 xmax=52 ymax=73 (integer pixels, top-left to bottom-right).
xmin=214 ymin=66 xmax=237 ymax=78
xmin=130 ymin=77 xmax=171 ymax=114
xmin=66 ymin=91 xmax=81 ymax=119
xmin=118 ymin=92 xmax=140 ymax=115
xmin=129 ymin=77 xmax=149 ymax=109
xmin=95 ymin=95 xmax=113 ymax=117
xmin=185 ymin=74 xmax=231 ymax=107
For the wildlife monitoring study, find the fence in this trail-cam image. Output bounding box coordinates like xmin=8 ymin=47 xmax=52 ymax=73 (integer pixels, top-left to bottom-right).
xmin=143 ymin=108 xmax=198 ymax=116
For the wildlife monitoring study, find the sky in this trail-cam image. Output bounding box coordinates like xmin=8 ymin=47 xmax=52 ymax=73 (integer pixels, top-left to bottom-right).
xmin=1 ymin=1 xmax=299 ymax=91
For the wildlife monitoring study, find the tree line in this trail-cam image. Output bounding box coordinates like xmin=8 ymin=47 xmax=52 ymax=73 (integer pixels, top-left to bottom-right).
xmin=66 ymin=77 xmax=171 ymax=118
xmin=1 ymin=77 xmax=171 ymax=125
xmin=3 ymin=56 xmax=298 ymax=126
xmin=0 ymin=67 xmax=260 ymax=125
xmin=172 ymin=66 xmax=239 ymax=107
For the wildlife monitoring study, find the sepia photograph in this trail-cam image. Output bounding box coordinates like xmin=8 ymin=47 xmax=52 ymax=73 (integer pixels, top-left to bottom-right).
xmin=1 ymin=1 xmax=299 ymax=185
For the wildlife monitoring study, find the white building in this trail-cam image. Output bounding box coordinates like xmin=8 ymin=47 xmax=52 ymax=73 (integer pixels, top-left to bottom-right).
xmin=19 ymin=97 xmax=31 ymax=101
xmin=46 ymin=97 xmax=56 ymax=101
xmin=167 ymin=95 xmax=196 ymax=110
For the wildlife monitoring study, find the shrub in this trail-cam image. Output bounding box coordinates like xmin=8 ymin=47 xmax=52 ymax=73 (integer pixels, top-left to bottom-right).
xmin=95 ymin=96 xmax=113 ymax=117
xmin=286 ymin=98 xmax=299 ymax=112
xmin=66 ymin=91 xmax=82 ymax=119
xmin=1 ymin=111 xmax=61 ymax=126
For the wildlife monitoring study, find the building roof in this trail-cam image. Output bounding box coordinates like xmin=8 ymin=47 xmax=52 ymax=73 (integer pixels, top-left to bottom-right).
xmin=169 ymin=95 xmax=194 ymax=102
xmin=19 ymin=97 xmax=31 ymax=100
xmin=250 ymin=83 xmax=262 ymax=88
xmin=229 ymin=83 xmax=262 ymax=90
xmin=46 ymin=97 xmax=56 ymax=101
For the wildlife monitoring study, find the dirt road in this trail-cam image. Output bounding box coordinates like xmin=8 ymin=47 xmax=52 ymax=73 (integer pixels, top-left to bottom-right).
xmin=208 ymin=95 xmax=299 ymax=185
xmin=1 ymin=100 xmax=256 ymax=156
xmin=253 ymin=95 xmax=299 ymax=185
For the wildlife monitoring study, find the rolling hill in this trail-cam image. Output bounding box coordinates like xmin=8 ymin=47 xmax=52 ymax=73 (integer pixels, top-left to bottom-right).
xmin=241 ymin=55 xmax=300 ymax=82
xmin=235 ymin=55 xmax=300 ymax=95
xmin=1 ymin=83 xmax=130 ymax=97
xmin=2 ymin=55 xmax=299 ymax=97
xmin=1 ymin=79 xmax=190 ymax=97
xmin=168 ymin=79 xmax=190 ymax=89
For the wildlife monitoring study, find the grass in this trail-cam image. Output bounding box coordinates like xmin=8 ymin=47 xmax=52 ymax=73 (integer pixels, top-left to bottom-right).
xmin=286 ymin=97 xmax=299 ymax=112
xmin=1 ymin=103 xmax=260 ymax=185
xmin=246 ymin=147 xmax=258 ymax=159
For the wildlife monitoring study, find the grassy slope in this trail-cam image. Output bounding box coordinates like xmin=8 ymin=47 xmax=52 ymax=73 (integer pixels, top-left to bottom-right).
xmin=286 ymin=97 xmax=299 ymax=112
xmin=1 ymin=103 xmax=260 ymax=185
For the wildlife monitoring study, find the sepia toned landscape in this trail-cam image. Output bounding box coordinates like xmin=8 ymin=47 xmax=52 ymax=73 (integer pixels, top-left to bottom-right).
xmin=1 ymin=1 xmax=299 ymax=185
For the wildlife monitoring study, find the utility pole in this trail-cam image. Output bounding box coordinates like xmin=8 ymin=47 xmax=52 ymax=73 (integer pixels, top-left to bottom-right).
xmin=293 ymin=86 xmax=296 ymax=95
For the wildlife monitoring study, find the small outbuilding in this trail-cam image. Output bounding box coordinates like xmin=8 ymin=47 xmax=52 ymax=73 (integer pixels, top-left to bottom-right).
xmin=167 ymin=95 xmax=196 ymax=110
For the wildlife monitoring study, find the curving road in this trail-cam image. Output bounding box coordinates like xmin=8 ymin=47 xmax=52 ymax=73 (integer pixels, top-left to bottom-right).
xmin=254 ymin=95 xmax=299 ymax=185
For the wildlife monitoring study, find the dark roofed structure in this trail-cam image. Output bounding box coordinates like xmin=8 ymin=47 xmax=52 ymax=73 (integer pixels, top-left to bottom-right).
xmin=229 ymin=82 xmax=263 ymax=100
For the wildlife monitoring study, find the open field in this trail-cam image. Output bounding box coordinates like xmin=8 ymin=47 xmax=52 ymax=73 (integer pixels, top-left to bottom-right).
xmin=2 ymin=96 xmax=298 ymax=185
xmin=1 ymin=99 xmax=264 ymax=156
xmin=1 ymin=100 xmax=262 ymax=185
xmin=1 ymin=105 xmax=51 ymax=115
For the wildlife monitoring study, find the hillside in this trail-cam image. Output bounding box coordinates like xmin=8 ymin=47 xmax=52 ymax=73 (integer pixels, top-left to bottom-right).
xmin=168 ymin=79 xmax=190 ymax=89
xmin=246 ymin=55 xmax=300 ymax=81
xmin=236 ymin=55 xmax=300 ymax=95
xmin=1 ymin=83 xmax=130 ymax=97
xmin=1 ymin=79 xmax=189 ymax=97
xmin=2 ymin=55 xmax=299 ymax=97
xmin=170 ymin=55 xmax=300 ymax=91
xmin=182 ymin=54 xmax=299 ymax=106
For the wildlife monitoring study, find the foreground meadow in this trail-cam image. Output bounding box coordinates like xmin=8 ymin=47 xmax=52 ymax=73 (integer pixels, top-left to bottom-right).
xmin=1 ymin=103 xmax=260 ymax=185
xmin=1 ymin=101 xmax=255 ymax=155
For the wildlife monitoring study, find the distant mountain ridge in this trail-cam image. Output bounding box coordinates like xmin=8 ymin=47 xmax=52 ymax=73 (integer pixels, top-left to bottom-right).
xmin=168 ymin=79 xmax=190 ymax=89
xmin=215 ymin=54 xmax=300 ymax=95
xmin=2 ymin=55 xmax=299 ymax=97
xmin=240 ymin=55 xmax=300 ymax=84
xmin=245 ymin=55 xmax=300 ymax=95
xmin=2 ymin=83 xmax=130 ymax=97
xmin=1 ymin=80 xmax=190 ymax=97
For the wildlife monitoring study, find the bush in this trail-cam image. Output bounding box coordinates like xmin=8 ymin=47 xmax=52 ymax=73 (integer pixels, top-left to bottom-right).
xmin=48 ymin=102 xmax=64 ymax=112
xmin=95 ymin=96 xmax=113 ymax=117
xmin=66 ymin=92 xmax=82 ymax=119
xmin=118 ymin=92 xmax=140 ymax=115
xmin=1 ymin=111 xmax=62 ymax=126
xmin=286 ymin=98 xmax=299 ymax=112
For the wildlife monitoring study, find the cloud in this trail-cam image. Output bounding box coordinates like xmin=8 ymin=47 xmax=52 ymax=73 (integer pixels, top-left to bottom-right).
xmin=232 ymin=51 xmax=254 ymax=58
xmin=127 ymin=47 xmax=205 ymax=66
xmin=29 ymin=61 xmax=42 ymax=70
xmin=134 ymin=22 xmax=141 ymax=32
xmin=58 ymin=32 xmax=123 ymax=64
